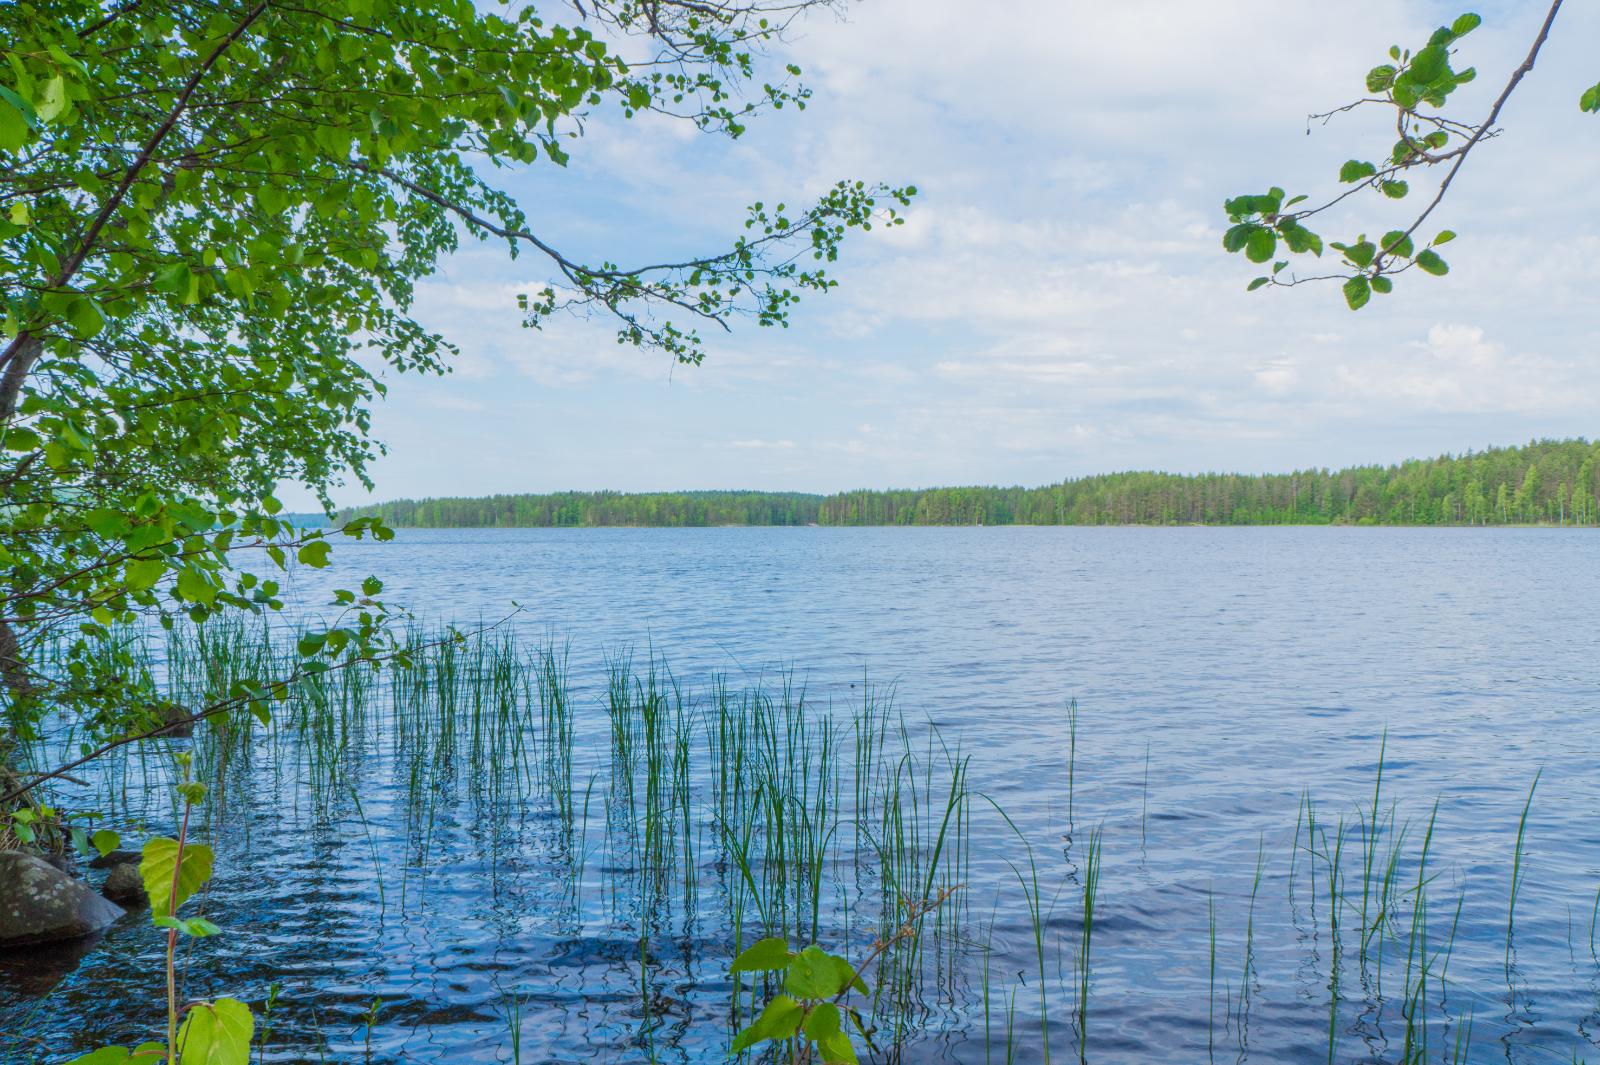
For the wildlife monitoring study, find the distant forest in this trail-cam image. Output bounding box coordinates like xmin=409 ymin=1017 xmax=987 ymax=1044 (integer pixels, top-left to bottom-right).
xmin=341 ymin=439 xmax=1600 ymax=528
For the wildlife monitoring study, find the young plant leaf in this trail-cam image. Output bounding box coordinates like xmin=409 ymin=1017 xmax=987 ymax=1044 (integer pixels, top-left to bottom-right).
xmin=65 ymin=1045 xmax=166 ymax=1065
xmin=730 ymin=936 xmax=793 ymax=973
xmin=140 ymin=838 xmax=215 ymax=919
xmin=785 ymin=945 xmax=854 ymax=999
xmin=803 ymin=1003 xmax=859 ymax=1062
xmin=154 ymin=914 xmax=222 ymax=937
xmin=176 ymin=998 xmax=254 ymax=1065
xmin=730 ymin=995 xmax=803 ymax=1052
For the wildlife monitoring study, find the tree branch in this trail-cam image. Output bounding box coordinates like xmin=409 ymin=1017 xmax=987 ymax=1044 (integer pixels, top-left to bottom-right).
xmin=0 ymin=0 xmax=271 ymax=423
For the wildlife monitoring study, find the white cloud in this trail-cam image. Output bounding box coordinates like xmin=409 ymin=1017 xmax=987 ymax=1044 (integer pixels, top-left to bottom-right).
xmin=289 ymin=0 xmax=1600 ymax=508
xmin=729 ymin=438 xmax=797 ymax=450
xmin=1331 ymin=323 xmax=1577 ymax=415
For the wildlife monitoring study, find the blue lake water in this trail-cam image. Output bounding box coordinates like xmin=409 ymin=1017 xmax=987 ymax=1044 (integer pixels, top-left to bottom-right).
xmin=4 ymin=527 xmax=1599 ymax=1063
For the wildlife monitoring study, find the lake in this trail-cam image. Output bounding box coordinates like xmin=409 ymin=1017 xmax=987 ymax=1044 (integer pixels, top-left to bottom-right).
xmin=4 ymin=527 xmax=1599 ymax=1064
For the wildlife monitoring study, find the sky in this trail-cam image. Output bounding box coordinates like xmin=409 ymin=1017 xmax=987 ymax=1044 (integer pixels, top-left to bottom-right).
xmin=302 ymin=0 xmax=1600 ymax=510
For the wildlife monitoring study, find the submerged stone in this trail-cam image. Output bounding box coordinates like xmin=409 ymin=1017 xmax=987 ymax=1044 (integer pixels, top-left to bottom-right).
xmin=0 ymin=850 xmax=125 ymax=948
xmin=88 ymin=849 xmax=140 ymax=870
xmin=100 ymin=861 xmax=147 ymax=908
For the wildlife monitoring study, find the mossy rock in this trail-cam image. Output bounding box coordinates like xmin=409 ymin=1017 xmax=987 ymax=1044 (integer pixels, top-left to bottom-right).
xmin=0 ymin=849 xmax=125 ymax=948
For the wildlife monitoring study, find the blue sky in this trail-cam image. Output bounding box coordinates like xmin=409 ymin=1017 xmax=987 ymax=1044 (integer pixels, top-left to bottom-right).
xmin=302 ymin=0 xmax=1600 ymax=510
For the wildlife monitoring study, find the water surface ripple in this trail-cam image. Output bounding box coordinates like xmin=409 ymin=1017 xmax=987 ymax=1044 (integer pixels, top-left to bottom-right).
xmin=4 ymin=527 xmax=1598 ymax=1064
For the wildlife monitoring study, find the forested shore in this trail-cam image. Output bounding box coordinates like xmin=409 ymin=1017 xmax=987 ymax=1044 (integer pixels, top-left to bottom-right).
xmin=342 ymin=438 xmax=1600 ymax=528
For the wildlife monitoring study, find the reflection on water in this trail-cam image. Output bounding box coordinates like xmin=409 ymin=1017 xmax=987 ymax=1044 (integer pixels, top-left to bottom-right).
xmin=3 ymin=526 xmax=1599 ymax=1064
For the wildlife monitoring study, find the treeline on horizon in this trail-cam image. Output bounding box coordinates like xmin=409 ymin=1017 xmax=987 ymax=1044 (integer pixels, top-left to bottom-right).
xmin=340 ymin=439 xmax=1600 ymax=529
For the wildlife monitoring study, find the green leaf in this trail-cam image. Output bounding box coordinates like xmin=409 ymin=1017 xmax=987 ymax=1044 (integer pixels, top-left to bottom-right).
xmin=832 ymin=955 xmax=867 ymax=995
xmin=1344 ymin=241 xmax=1376 ymax=269
xmin=1221 ymin=223 xmax=1254 ymax=254
xmin=36 ymin=76 xmax=67 ymax=123
xmin=730 ymin=995 xmax=803 ymax=1052
xmin=1381 ymin=180 xmax=1409 ymax=199
xmin=1408 ymin=45 xmax=1448 ymax=83
xmin=1365 ymin=65 xmax=1397 ymax=93
xmin=731 ymin=937 xmax=793 ymax=973
xmin=0 ymin=97 xmax=28 ymax=152
xmin=1379 ymin=230 xmax=1414 ymax=259
xmin=1433 ymin=230 xmax=1456 ymax=244
xmin=1338 ymin=160 xmax=1376 ymax=184
xmin=817 ymin=1031 xmax=859 ymax=1065
xmin=1243 ymin=228 xmax=1276 ymax=264
xmin=66 ymin=296 xmax=106 ymax=339
xmin=1247 ymin=277 xmax=1270 ymax=291
xmin=140 ymin=837 xmax=215 ymax=919
xmin=1451 ymin=13 xmax=1482 ymax=37
xmin=154 ymin=915 xmax=222 ymax=937
xmin=175 ymin=567 xmax=215 ymax=606
xmin=2 ymin=427 xmax=40 ymax=451
xmin=1415 ymin=249 xmax=1449 ymax=276
xmin=92 ymin=829 xmax=121 ymax=858
xmin=1581 ymin=83 xmax=1600 ymax=114
xmin=806 ymin=1002 xmax=861 ymax=1061
xmin=296 ymin=540 xmax=332 ymax=568
xmin=66 ymin=1050 xmax=132 ymax=1065
xmin=1370 ymin=275 xmax=1394 ymax=294
xmin=125 ymin=558 xmax=167 ymax=593
xmin=176 ymin=998 xmax=254 ymax=1065
xmin=1279 ymin=223 xmax=1322 ymax=256
xmin=65 ymin=1046 xmax=165 ymax=1065
xmin=155 ymin=263 xmax=201 ymax=305
xmin=1343 ymin=276 xmax=1372 ymax=311
xmin=804 ymin=1002 xmax=843 ymax=1041
xmin=785 ymin=945 xmax=852 ymax=999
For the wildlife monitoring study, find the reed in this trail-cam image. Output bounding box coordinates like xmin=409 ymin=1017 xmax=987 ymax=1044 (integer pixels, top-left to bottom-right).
xmin=17 ymin=621 xmax=1595 ymax=1065
xmin=1506 ymin=770 xmax=1540 ymax=972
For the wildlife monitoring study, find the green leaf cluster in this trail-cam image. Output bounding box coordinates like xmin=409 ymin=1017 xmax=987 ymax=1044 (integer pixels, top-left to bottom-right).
xmin=729 ymin=938 xmax=867 ymax=1063
xmin=1220 ymin=13 xmax=1488 ymax=307
xmin=0 ymin=1 xmax=908 ymax=756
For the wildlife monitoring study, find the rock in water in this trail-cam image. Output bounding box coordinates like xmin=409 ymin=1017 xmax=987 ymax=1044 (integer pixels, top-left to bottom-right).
xmin=89 ymin=849 xmax=141 ymax=870
xmin=0 ymin=850 xmax=125 ymax=948
xmin=101 ymin=861 xmax=147 ymax=907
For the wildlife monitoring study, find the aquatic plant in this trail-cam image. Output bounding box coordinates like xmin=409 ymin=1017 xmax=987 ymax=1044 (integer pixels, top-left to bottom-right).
xmin=728 ymin=886 xmax=957 ymax=1065
xmin=67 ymin=753 xmax=253 ymax=1065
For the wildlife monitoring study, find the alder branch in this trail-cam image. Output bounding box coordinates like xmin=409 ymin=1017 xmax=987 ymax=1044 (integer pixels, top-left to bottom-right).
xmin=0 ymin=1 xmax=271 ymax=421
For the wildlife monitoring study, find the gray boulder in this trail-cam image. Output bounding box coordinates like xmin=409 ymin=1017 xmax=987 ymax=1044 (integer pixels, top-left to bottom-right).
xmin=101 ymin=861 xmax=147 ymax=907
xmin=0 ymin=849 xmax=125 ymax=948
